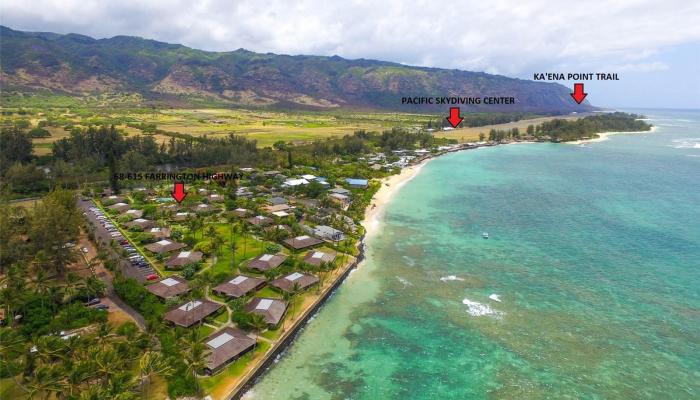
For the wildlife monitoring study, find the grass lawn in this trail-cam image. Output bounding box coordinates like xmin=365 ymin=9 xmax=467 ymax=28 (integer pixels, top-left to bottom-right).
xmin=213 ymin=309 xmax=229 ymax=325
xmin=198 ymin=324 xmax=216 ymax=337
xmin=0 ymin=377 xmax=26 ymax=400
xmin=260 ymin=328 xmax=283 ymax=341
xmin=254 ymin=286 xmax=283 ymax=299
xmin=205 ymin=223 xmax=267 ymax=276
xmin=199 ymin=341 xmax=271 ymax=395
xmin=143 ymin=375 xmax=169 ymax=400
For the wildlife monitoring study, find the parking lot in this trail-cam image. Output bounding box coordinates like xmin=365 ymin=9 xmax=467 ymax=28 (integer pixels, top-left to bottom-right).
xmin=78 ymin=199 xmax=158 ymax=283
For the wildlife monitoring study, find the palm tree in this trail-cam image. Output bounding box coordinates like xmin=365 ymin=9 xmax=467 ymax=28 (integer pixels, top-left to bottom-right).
xmin=26 ymin=365 xmax=64 ymax=400
xmin=204 ymin=225 xmax=217 ymax=243
xmin=241 ymin=223 xmax=250 ymax=258
xmin=84 ymin=275 xmax=106 ymax=301
xmin=138 ymin=351 xmax=173 ymax=397
xmin=248 ymin=313 xmax=267 ymax=344
xmin=95 ymin=322 xmax=115 ymax=348
xmin=288 ymin=282 xmax=302 ymax=320
xmin=63 ymin=272 xmax=82 ymax=303
xmin=181 ymin=329 xmax=210 ymax=396
xmin=32 ymin=267 xmax=51 ymax=308
xmin=0 ymin=329 xmax=30 ymax=393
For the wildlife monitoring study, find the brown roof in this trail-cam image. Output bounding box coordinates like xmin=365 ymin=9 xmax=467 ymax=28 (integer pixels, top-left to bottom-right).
xmin=205 ymin=327 xmax=256 ymax=374
xmin=108 ymin=203 xmax=130 ymax=213
xmin=127 ymin=218 xmax=155 ymax=230
xmin=283 ymin=235 xmax=323 ymax=250
xmin=148 ymin=227 xmax=172 ymax=239
xmin=165 ymin=251 xmax=203 ymax=268
xmin=270 ymin=272 xmax=319 ymax=293
xmin=247 ymin=253 xmax=287 ymax=272
xmin=303 ymin=250 xmax=336 ymax=267
xmin=243 ymin=298 xmax=287 ymax=326
xmin=145 ymin=239 xmax=187 ymax=254
xmin=172 ymin=212 xmax=192 ymax=221
xmin=264 ymin=204 xmax=291 ymax=213
xmin=146 ymin=276 xmax=190 ymax=299
xmin=247 ymin=215 xmax=273 ymax=226
xmin=124 ymin=209 xmax=144 ymax=219
xmin=208 ymin=194 xmax=225 ymax=203
xmin=194 ymin=203 xmax=217 ymax=213
xmin=232 ymin=208 xmax=249 ymax=217
xmin=163 ymin=299 xmax=222 ymax=327
xmin=104 ymin=195 xmax=125 ymax=204
xmin=213 ymin=275 xmax=265 ymax=298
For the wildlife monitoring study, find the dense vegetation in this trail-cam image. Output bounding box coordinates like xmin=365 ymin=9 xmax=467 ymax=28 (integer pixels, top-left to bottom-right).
xmin=487 ymin=112 xmax=651 ymax=142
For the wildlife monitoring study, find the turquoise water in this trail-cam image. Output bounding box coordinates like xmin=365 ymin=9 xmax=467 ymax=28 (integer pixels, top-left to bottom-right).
xmin=248 ymin=110 xmax=700 ymax=399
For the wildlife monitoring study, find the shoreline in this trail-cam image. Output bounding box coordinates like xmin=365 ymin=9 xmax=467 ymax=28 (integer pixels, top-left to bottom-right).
xmin=224 ymin=123 xmax=657 ymax=399
xmin=362 ymin=157 xmax=434 ymax=239
xmin=567 ymin=126 xmax=657 ymax=144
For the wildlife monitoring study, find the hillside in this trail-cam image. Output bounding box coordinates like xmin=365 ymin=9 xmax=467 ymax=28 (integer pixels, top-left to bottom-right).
xmin=0 ymin=26 xmax=592 ymax=113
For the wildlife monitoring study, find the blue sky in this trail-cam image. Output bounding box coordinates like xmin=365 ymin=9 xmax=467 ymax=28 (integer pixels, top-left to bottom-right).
xmin=523 ymin=42 xmax=699 ymax=109
xmin=1 ymin=0 xmax=699 ymax=109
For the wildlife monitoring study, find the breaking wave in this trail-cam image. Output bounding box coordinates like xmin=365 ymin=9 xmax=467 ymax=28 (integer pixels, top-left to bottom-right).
xmin=670 ymin=138 xmax=700 ymax=149
xmin=463 ymin=297 xmax=504 ymax=318
xmin=440 ymin=275 xmax=465 ymax=282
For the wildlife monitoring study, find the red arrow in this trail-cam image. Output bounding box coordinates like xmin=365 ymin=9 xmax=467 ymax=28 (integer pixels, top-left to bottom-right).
xmin=570 ymin=83 xmax=588 ymax=104
xmin=446 ymin=107 xmax=464 ymax=128
xmin=171 ymin=181 xmax=187 ymax=203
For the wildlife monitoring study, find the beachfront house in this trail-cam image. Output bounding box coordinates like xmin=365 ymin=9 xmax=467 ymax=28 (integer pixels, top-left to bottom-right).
xmin=213 ymin=275 xmax=266 ymax=299
xmin=329 ymin=188 xmax=351 ymax=196
xmin=283 ymin=235 xmax=323 ymax=250
xmin=146 ymin=276 xmax=190 ymax=300
xmin=345 ymin=178 xmax=368 ymax=189
xmin=303 ymin=250 xmax=336 ymax=267
xmin=163 ymin=299 xmax=222 ymax=328
xmin=204 ymin=327 xmax=256 ymax=375
xmin=270 ymin=272 xmax=320 ymax=293
xmin=329 ymin=193 xmax=350 ymax=208
xmin=243 ymin=298 xmax=288 ymax=328
xmin=312 ymin=225 xmax=345 ymax=241
xmin=247 ymin=253 xmax=287 ymax=272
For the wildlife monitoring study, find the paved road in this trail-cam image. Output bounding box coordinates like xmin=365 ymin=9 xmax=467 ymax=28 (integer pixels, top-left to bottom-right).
xmin=77 ymin=199 xmax=150 ymax=329
xmin=78 ymin=199 xmax=157 ymax=282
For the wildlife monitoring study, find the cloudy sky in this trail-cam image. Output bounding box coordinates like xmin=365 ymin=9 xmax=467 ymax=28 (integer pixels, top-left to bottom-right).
xmin=2 ymin=0 xmax=699 ymax=108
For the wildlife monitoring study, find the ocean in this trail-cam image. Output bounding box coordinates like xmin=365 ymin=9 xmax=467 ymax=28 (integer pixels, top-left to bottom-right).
xmin=247 ymin=109 xmax=700 ymax=399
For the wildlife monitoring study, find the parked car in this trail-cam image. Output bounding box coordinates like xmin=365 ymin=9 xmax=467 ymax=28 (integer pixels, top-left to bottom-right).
xmin=84 ymin=298 xmax=100 ymax=306
xmin=93 ymin=304 xmax=109 ymax=310
xmin=146 ymin=274 xmax=159 ymax=281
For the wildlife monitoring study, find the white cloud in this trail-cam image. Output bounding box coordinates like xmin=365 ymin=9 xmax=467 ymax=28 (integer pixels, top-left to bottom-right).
xmin=1 ymin=0 xmax=699 ymax=77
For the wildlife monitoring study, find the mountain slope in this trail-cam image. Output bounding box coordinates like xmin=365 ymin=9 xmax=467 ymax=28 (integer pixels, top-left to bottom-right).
xmin=0 ymin=26 xmax=592 ymax=113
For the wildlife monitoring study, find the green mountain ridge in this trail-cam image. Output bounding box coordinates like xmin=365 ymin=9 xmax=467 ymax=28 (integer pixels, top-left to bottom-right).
xmin=0 ymin=25 xmax=592 ymax=113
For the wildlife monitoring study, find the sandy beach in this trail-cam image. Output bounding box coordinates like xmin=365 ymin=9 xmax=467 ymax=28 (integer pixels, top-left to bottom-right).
xmin=362 ymin=158 xmax=433 ymax=238
xmin=567 ymin=126 xmax=657 ymax=144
